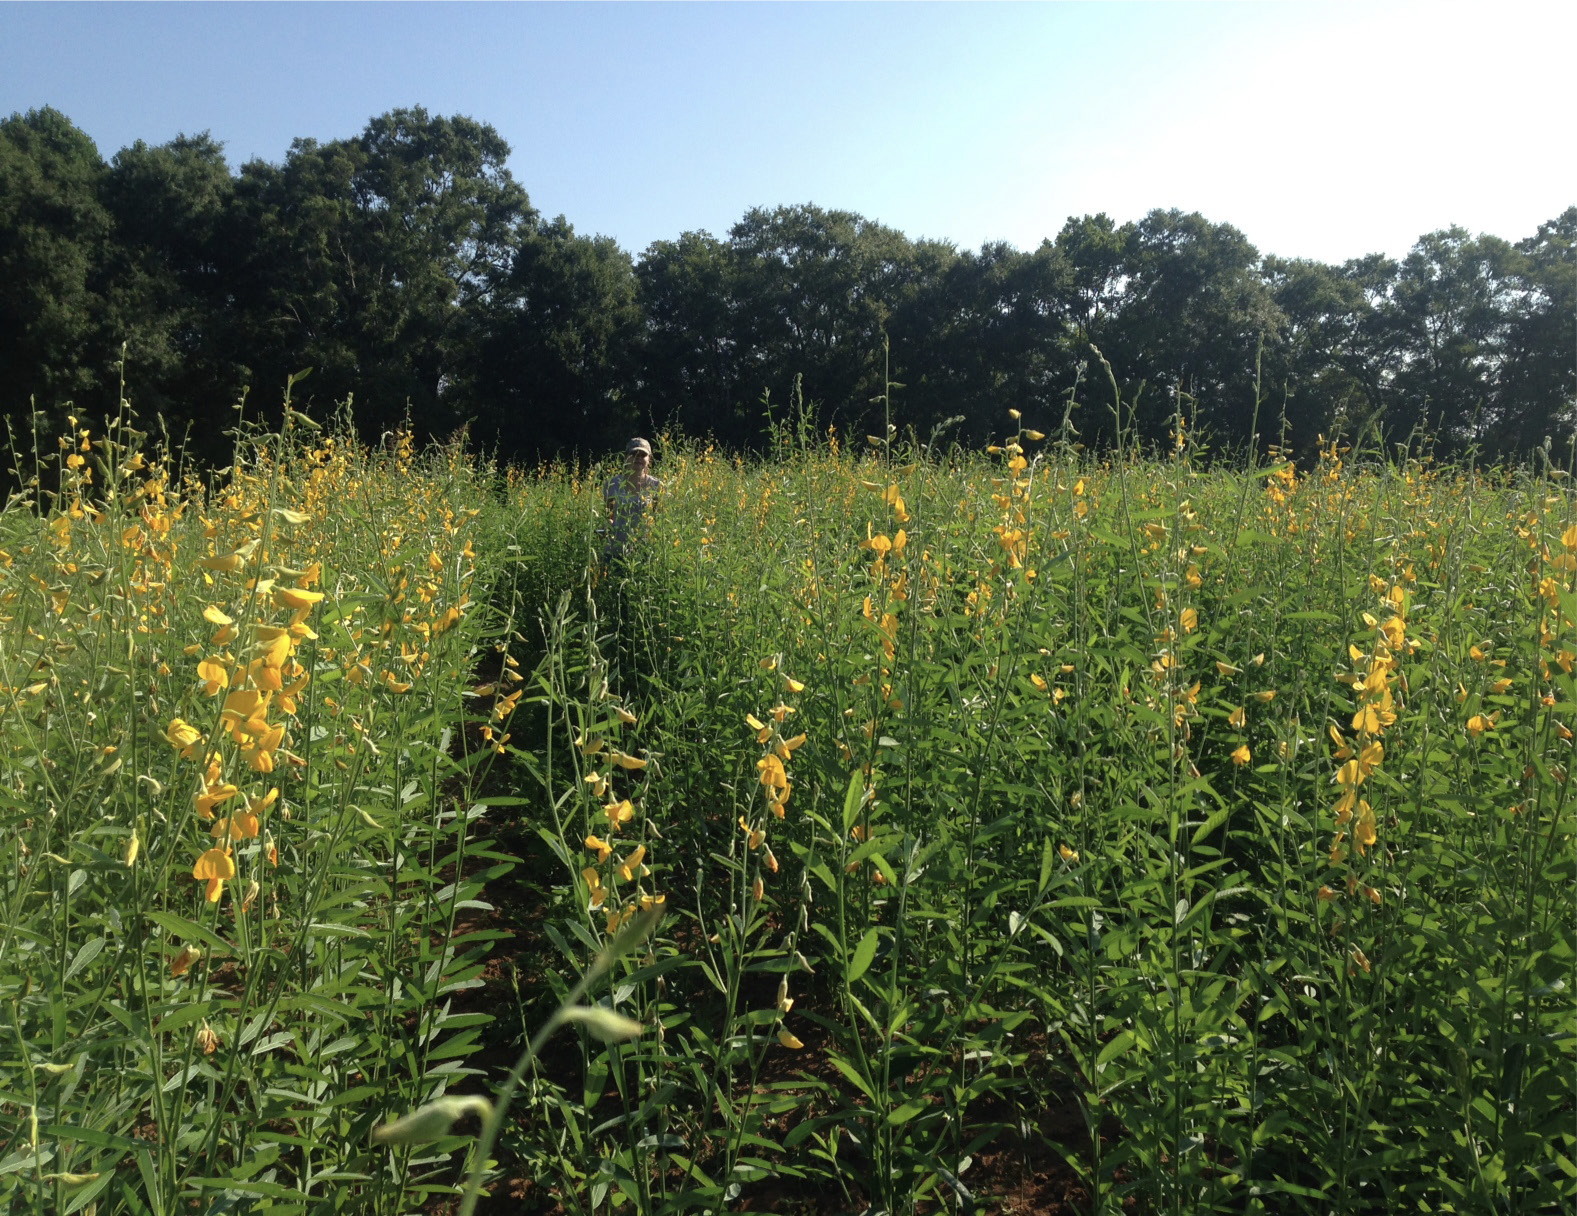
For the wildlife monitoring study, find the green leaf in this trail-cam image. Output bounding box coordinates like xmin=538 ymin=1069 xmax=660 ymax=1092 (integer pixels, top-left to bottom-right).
xmin=848 ymin=928 xmax=879 ymax=985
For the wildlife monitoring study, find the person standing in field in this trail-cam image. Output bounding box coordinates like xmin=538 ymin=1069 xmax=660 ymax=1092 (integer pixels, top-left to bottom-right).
xmin=601 ymin=437 xmax=661 ymax=564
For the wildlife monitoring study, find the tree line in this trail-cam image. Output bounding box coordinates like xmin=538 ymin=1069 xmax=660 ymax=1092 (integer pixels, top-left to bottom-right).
xmin=3 ymin=104 xmax=1573 ymax=466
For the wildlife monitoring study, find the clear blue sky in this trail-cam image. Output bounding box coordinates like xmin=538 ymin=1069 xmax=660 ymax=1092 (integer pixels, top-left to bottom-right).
xmin=4 ymin=2 xmax=1572 ymax=264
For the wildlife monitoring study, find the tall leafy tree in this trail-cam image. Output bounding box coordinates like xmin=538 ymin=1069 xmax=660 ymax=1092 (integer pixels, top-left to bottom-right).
xmin=1484 ymin=208 xmax=1576 ymax=457
xmin=1382 ymin=226 xmax=1517 ymax=452
xmin=227 ymin=108 xmax=534 ymax=437
xmin=102 ymin=133 xmax=243 ymax=439
xmin=464 ymin=216 xmax=642 ymax=461
xmin=1102 ymin=209 xmax=1281 ymax=451
xmin=0 ymin=107 xmax=112 ymax=427
xmin=634 ymin=230 xmax=745 ymax=442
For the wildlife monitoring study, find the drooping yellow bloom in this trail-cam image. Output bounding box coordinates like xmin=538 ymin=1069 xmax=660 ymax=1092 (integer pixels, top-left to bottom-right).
xmin=1058 ymin=843 xmax=1079 ymax=862
xmin=738 ymin=817 xmax=765 ymax=850
xmin=211 ymin=811 xmax=260 ymax=843
xmin=585 ymin=834 xmax=612 ymax=862
xmin=1231 ymin=744 xmax=1251 ymax=767
xmin=758 ymin=753 xmax=787 ymax=790
xmin=165 ymin=718 xmax=203 ymax=759
xmin=193 ymin=848 xmax=236 ymax=903
xmin=611 ymin=751 xmax=647 ymax=771
xmin=1180 ymin=607 xmax=1198 ymax=634
xmin=1228 ymin=706 xmax=1246 ymax=729
xmin=196 ymin=657 xmax=230 ymax=697
xmin=1466 ymin=714 xmax=1495 ymax=737
xmin=273 ymin=587 xmax=324 ymax=612
xmin=777 ymin=1029 xmax=804 ymax=1049
xmin=582 ymin=866 xmax=607 ymax=908
xmin=617 ymin=846 xmax=647 ymax=883
xmin=603 ymin=799 xmax=635 ymax=831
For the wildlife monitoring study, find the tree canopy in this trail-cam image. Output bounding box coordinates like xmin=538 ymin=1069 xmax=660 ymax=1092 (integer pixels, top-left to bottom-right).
xmin=2 ymin=106 xmax=1572 ymax=466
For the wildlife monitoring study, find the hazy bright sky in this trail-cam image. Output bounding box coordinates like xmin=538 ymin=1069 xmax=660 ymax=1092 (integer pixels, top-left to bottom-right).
xmin=4 ymin=2 xmax=1573 ymax=265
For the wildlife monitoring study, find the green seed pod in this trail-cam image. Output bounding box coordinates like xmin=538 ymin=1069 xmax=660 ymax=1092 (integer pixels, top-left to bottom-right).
xmin=370 ymin=1095 xmax=492 ymax=1146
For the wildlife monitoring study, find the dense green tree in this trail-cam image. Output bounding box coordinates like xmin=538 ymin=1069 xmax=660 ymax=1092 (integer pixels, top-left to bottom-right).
xmin=464 ymin=216 xmax=642 ymax=461
xmin=226 ymin=108 xmax=534 ymax=440
xmin=634 ymin=230 xmax=746 ymax=442
xmin=1382 ymin=226 xmax=1517 ymax=453
xmin=727 ymin=204 xmax=915 ymax=441
xmin=0 ymin=107 xmax=112 ymax=428
xmin=101 ymin=133 xmax=244 ymax=436
xmin=1101 ymin=209 xmax=1281 ymax=451
xmin=1485 ymin=208 xmax=1576 ymax=457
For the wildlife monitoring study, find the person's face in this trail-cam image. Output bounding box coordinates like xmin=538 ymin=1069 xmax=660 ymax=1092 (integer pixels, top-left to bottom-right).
xmin=627 ymin=449 xmax=650 ymax=476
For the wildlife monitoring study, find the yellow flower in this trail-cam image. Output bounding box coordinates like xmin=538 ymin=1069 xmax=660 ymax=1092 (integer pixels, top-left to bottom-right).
xmin=784 ymin=676 xmax=806 ymax=693
xmin=1231 ymin=744 xmax=1251 ymax=767
xmin=604 ymin=799 xmax=635 ymax=831
xmin=1317 ymin=885 xmax=1338 ymax=902
xmin=1180 ymin=607 xmax=1198 ymax=634
xmin=777 ymin=1029 xmax=804 ymax=1049
xmin=273 ymin=587 xmax=324 ymax=612
xmin=164 ymin=718 xmax=203 ymax=759
xmin=611 ymin=751 xmax=647 ymax=771
xmin=617 ymin=846 xmax=647 ymax=883
xmin=582 ymin=866 xmax=607 ymax=908
xmin=1228 ymin=706 xmax=1246 ymax=729
xmin=751 ymin=875 xmax=765 ymax=902
xmin=211 ymin=811 xmax=259 ymax=843
xmin=1058 ymin=843 xmax=1078 ymax=862
xmin=738 ymin=816 xmax=766 ymax=849
xmin=1466 ymin=713 xmax=1494 ymax=737
xmin=192 ymin=848 xmax=236 ymax=903
xmin=757 ymin=753 xmax=787 ymax=790
xmin=585 ymin=834 xmax=612 ymax=862
xmin=1252 ymin=689 xmax=1276 ymax=703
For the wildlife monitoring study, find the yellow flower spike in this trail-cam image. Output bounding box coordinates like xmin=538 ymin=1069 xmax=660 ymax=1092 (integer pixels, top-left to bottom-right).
xmin=617 ymin=846 xmax=647 ymax=883
xmin=192 ymin=848 xmax=236 ymax=903
xmin=582 ymin=866 xmax=607 ymax=908
xmin=585 ymin=834 xmax=612 ymax=863
xmin=1230 ymin=744 xmax=1252 ymax=767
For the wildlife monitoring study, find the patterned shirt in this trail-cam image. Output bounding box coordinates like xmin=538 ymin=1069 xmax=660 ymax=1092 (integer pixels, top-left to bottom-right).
xmin=603 ymin=472 xmax=661 ymax=551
